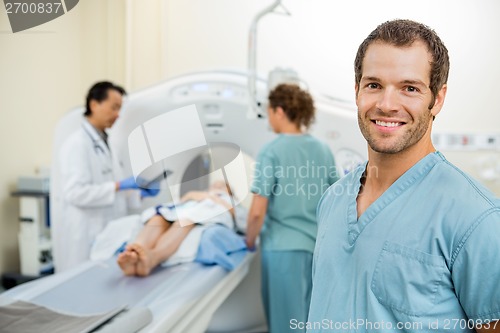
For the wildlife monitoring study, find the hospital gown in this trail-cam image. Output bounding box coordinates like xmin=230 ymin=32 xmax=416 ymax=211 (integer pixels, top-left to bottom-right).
xmin=141 ymin=192 xmax=240 ymax=230
xmin=308 ymin=152 xmax=500 ymax=332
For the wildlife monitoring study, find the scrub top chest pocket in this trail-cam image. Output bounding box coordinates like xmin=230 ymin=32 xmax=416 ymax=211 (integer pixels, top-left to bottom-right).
xmin=371 ymin=241 xmax=446 ymax=317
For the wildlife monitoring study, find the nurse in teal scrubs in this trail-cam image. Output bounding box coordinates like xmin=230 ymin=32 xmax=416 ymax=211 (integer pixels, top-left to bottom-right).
xmin=246 ymin=83 xmax=339 ymax=333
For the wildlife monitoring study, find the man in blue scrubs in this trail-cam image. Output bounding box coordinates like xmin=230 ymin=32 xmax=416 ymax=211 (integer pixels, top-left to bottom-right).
xmin=307 ymin=20 xmax=500 ymax=332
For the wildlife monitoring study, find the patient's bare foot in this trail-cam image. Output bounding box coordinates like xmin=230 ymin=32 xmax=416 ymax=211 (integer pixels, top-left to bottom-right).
xmin=130 ymin=244 xmax=154 ymax=277
xmin=117 ymin=248 xmax=138 ymax=276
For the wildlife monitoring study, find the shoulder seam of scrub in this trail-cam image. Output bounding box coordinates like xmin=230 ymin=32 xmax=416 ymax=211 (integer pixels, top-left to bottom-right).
xmin=441 ymin=158 xmax=497 ymax=207
xmin=450 ymin=207 xmax=500 ymax=269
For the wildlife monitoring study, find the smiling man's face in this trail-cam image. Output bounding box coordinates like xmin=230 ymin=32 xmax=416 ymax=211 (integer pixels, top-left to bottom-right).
xmin=355 ymin=40 xmax=443 ymax=155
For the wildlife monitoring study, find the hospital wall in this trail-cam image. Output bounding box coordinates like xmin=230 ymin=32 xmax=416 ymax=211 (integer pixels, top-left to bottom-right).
xmin=1 ymin=0 xmax=499 ymax=276
xmin=0 ymin=1 xmax=130 ymax=275
xmin=161 ymin=0 xmax=500 ymax=188
xmin=0 ymin=0 xmax=172 ymax=276
xmin=163 ymin=0 xmax=500 ymax=131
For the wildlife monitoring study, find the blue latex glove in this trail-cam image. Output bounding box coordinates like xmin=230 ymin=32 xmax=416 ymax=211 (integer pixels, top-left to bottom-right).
xmin=140 ymin=187 xmax=160 ymax=198
xmin=119 ymin=176 xmax=139 ymax=190
xmin=140 ymin=180 xmax=160 ymax=198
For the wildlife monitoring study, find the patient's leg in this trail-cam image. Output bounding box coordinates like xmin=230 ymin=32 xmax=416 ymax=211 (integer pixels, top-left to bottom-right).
xmin=117 ymin=249 xmax=138 ymax=276
xmin=117 ymin=215 xmax=170 ymax=276
xmin=132 ymin=220 xmax=195 ymax=276
xmin=134 ymin=214 xmax=171 ymax=249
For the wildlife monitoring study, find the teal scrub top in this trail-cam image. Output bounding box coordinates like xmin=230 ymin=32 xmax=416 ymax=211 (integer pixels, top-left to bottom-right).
xmin=308 ymin=152 xmax=500 ymax=332
xmin=251 ymin=134 xmax=339 ymax=253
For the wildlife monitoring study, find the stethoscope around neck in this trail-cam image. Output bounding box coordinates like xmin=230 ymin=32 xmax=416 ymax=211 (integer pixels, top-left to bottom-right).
xmin=82 ymin=123 xmax=107 ymax=155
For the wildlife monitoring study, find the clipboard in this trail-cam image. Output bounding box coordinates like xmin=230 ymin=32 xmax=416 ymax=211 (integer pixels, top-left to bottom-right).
xmin=136 ymin=169 xmax=173 ymax=189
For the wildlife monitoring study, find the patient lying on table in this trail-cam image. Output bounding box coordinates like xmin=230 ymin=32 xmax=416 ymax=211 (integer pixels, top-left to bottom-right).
xmin=117 ymin=181 xmax=242 ymax=276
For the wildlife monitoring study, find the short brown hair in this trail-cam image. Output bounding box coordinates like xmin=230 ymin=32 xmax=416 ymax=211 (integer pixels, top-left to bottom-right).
xmin=268 ymin=84 xmax=315 ymax=129
xmin=354 ymin=19 xmax=449 ymax=109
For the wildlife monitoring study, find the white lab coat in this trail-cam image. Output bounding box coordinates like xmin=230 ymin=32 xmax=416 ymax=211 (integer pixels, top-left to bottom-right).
xmin=52 ymin=120 xmax=139 ymax=272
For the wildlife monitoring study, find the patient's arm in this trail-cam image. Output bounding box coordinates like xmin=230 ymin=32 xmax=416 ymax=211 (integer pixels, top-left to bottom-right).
xmin=207 ymin=193 xmax=235 ymax=219
xmin=245 ymin=194 xmax=268 ymax=249
xmin=180 ymin=191 xmax=210 ymax=202
xmin=180 ymin=190 xmax=236 ymax=219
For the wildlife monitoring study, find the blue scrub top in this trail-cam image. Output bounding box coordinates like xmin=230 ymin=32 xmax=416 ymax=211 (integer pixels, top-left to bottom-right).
xmin=252 ymin=134 xmax=339 ymax=253
xmin=308 ymin=152 xmax=500 ymax=332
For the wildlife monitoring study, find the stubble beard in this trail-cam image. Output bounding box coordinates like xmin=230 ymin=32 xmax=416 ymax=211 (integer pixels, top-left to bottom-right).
xmin=358 ymin=110 xmax=432 ymax=154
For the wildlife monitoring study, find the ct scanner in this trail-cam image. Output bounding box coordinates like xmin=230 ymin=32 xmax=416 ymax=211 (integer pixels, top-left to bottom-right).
xmin=0 ymin=70 xmax=366 ymax=332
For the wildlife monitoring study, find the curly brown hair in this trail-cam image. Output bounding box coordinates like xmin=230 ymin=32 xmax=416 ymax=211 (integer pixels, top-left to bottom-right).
xmin=268 ymin=84 xmax=315 ymax=129
xmin=354 ymin=19 xmax=449 ymax=109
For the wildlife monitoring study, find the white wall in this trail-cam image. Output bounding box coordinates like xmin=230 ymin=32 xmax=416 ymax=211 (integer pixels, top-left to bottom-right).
xmin=0 ymin=3 xmax=82 ymax=275
xmin=125 ymin=0 xmax=166 ymax=90
xmin=0 ymin=0 xmax=126 ymax=275
xmin=163 ymin=0 xmax=500 ymax=192
xmin=164 ymin=0 xmax=500 ymax=132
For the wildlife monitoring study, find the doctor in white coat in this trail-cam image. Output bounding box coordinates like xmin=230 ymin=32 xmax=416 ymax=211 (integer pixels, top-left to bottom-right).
xmin=52 ymin=81 xmax=158 ymax=273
